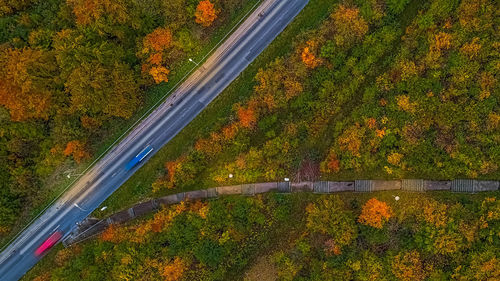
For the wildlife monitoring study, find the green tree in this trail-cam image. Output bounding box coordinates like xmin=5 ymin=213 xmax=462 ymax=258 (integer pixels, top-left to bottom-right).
xmin=305 ymin=196 xmax=358 ymax=249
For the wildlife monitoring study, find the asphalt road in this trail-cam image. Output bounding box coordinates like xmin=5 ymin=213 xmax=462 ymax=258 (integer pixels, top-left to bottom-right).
xmin=0 ymin=0 xmax=308 ymax=280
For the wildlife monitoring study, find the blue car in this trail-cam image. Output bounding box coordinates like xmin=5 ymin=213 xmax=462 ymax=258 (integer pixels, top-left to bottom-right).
xmin=125 ymin=145 xmax=154 ymax=171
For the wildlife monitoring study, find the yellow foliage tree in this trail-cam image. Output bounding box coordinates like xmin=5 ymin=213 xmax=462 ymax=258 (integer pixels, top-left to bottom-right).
xmin=387 ymin=152 xmax=403 ymax=166
xmin=338 ymin=123 xmax=365 ymax=157
xmin=67 ymin=0 xmax=129 ymax=26
xmin=0 ymin=47 xmax=54 ymax=121
xmin=161 ymin=257 xmax=186 ymax=281
xmin=391 ymin=251 xmax=427 ymax=281
xmin=460 ymin=37 xmax=482 ymax=59
xmin=330 ymin=5 xmax=368 ymax=47
xmin=149 ymin=66 xmax=170 ymax=84
xmin=396 ymin=95 xmax=417 ymax=113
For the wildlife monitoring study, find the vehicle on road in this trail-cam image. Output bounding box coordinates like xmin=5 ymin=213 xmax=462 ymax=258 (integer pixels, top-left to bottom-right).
xmin=125 ymin=145 xmax=154 ymax=171
xmin=34 ymin=231 xmax=62 ymax=256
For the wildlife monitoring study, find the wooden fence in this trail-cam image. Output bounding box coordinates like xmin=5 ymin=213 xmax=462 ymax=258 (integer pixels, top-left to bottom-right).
xmin=63 ymin=179 xmax=499 ymax=246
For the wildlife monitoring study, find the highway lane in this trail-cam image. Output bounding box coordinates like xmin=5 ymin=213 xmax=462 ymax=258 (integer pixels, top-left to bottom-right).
xmin=0 ymin=0 xmax=308 ymax=279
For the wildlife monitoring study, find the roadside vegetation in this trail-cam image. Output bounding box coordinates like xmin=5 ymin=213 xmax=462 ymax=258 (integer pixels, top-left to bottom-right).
xmin=23 ymin=191 xmax=500 ymax=280
xmin=99 ymin=0 xmax=499 ymax=216
xmin=0 ymin=0 xmax=257 ymax=243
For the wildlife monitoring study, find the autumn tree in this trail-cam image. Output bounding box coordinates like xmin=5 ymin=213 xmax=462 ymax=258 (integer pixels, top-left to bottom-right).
xmin=391 ymin=251 xmax=427 ymax=281
xmin=329 ymin=5 xmax=368 ymax=47
xmin=460 ymin=37 xmax=482 ymax=59
xmin=195 ymin=0 xmax=218 ymax=27
xmin=396 ymin=95 xmax=417 ymax=113
xmin=320 ymin=149 xmax=340 ymax=173
xmin=152 ymin=159 xmax=181 ymax=192
xmin=63 ymin=140 xmax=91 ymax=163
xmin=0 ymin=48 xmax=58 ymax=121
xmin=237 ymin=104 xmax=257 ymax=129
xmin=65 ymin=62 xmax=141 ymax=119
xmin=452 ymin=250 xmax=500 ymax=280
xmin=347 ymin=251 xmax=386 ymax=281
xmin=0 ymin=0 xmax=33 ymax=16
xmin=149 ymin=66 xmax=170 ymax=84
xmin=54 ymin=246 xmax=81 ymax=267
xmin=358 ymin=198 xmax=393 ymax=228
xmin=338 ymin=123 xmax=365 ymax=157
xmin=301 ymin=41 xmax=321 ymax=68
xmin=67 ymin=0 xmax=129 ymax=26
xmin=161 ymin=257 xmax=186 ymax=281
xmin=306 ymin=196 xmax=357 ymax=251
xmin=420 ymin=199 xmax=448 ymax=228
xmin=144 ymin=28 xmax=173 ymax=53
xmin=253 ymin=58 xmax=305 ymax=110
xmin=140 ymin=27 xmax=173 ymax=84
xmin=478 ymin=197 xmax=499 ymax=243
xmin=100 ymin=224 xmax=128 ymax=243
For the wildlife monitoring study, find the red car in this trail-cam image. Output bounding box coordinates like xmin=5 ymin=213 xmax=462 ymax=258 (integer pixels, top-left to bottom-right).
xmin=35 ymin=231 xmax=62 ymax=256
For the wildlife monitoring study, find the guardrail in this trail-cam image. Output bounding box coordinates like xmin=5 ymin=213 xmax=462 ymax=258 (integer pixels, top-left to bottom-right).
xmin=63 ymin=179 xmax=499 ymax=246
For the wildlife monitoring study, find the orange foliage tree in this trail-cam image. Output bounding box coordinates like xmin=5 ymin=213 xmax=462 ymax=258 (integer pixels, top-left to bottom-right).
xmin=144 ymin=28 xmax=172 ymax=53
xmin=141 ymin=27 xmax=173 ymax=84
xmin=358 ymin=198 xmax=393 ymax=228
xmin=193 ymin=123 xmax=239 ymax=157
xmin=431 ymin=32 xmax=452 ymax=52
xmin=194 ymin=134 xmax=223 ymax=157
xmin=152 ymin=158 xmax=184 ymax=192
xmin=63 ymin=140 xmax=91 ymax=164
xmin=195 ymin=0 xmax=218 ymax=27
xmin=237 ymin=104 xmax=257 ymax=129
xmin=100 ymin=224 xmax=128 ymax=243
xmin=320 ymin=149 xmax=340 ymax=173
xmin=301 ymin=41 xmax=321 ymax=68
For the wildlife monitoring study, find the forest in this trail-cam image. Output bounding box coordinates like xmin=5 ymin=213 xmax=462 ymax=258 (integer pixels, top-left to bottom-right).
xmin=0 ymin=0 xmax=252 ymax=238
xmin=1 ymin=0 xmax=498 ymax=279
xmin=23 ymin=191 xmax=500 ymax=280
